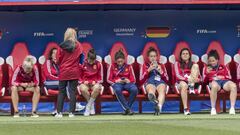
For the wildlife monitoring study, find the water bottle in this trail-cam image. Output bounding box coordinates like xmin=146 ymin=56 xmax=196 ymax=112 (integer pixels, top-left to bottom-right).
xmin=22 ymin=104 xmax=27 ymax=117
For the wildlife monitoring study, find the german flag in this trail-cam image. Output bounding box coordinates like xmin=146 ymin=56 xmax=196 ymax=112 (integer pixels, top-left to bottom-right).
xmin=146 ymin=27 xmax=170 ymax=38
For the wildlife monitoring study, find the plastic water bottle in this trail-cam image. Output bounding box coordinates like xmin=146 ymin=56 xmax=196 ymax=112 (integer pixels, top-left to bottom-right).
xmin=22 ymin=104 xmax=27 ymax=117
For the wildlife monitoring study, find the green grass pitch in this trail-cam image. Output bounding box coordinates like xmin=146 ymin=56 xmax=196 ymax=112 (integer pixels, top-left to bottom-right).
xmin=0 ymin=114 xmax=239 ymax=135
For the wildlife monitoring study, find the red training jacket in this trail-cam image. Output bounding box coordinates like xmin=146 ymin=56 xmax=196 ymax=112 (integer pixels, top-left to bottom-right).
xmin=43 ymin=59 xmax=59 ymax=81
xmin=79 ymin=60 xmax=103 ymax=84
xmin=11 ymin=65 xmax=39 ymax=86
xmin=174 ymin=61 xmax=201 ymax=82
xmin=203 ymin=64 xmax=231 ymax=83
xmin=139 ymin=62 xmax=169 ymax=84
xmin=237 ymin=64 xmax=240 ymax=83
xmin=58 ymin=41 xmax=82 ymax=81
xmin=107 ymin=63 xmax=136 ymax=85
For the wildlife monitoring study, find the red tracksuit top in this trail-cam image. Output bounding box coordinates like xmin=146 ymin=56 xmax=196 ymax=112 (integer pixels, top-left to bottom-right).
xmin=237 ymin=64 xmax=240 ymax=83
xmin=79 ymin=60 xmax=103 ymax=84
xmin=58 ymin=42 xmax=82 ymax=81
xmin=203 ymin=64 xmax=231 ymax=83
xmin=107 ymin=63 xmax=136 ymax=85
xmin=140 ymin=62 xmax=169 ymax=84
xmin=11 ymin=65 xmax=39 ymax=86
xmin=43 ymin=59 xmax=59 ymax=81
xmin=174 ymin=61 xmax=201 ymax=82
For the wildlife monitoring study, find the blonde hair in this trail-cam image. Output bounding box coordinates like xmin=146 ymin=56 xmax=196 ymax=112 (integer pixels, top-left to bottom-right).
xmin=23 ymin=55 xmax=34 ymax=69
xmin=64 ymin=28 xmax=77 ymax=42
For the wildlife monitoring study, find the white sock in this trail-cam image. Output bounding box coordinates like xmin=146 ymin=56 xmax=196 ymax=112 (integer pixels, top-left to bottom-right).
xmin=88 ymin=97 xmax=95 ymax=106
xmin=158 ymin=104 xmax=162 ymax=110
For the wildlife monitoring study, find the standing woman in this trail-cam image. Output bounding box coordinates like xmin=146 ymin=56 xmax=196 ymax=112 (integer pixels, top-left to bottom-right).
xmin=55 ymin=28 xmax=83 ymax=118
xmin=174 ymin=48 xmax=201 ymax=115
xmin=43 ymin=48 xmax=85 ymax=116
xmin=140 ymin=47 xmax=169 ymax=115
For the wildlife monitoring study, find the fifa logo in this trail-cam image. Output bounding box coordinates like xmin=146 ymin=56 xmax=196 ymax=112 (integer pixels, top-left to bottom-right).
xmin=33 ymin=32 xmax=54 ymax=37
xmin=197 ymin=29 xmax=208 ymax=34
xmin=34 ymin=32 xmax=45 ymax=37
xmin=196 ymin=29 xmax=216 ymax=34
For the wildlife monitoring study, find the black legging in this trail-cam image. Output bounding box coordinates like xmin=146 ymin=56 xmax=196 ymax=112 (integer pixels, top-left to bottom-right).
xmin=57 ymin=80 xmax=78 ymax=113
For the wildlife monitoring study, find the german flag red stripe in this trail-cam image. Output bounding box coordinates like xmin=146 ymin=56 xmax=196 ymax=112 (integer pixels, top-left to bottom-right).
xmin=146 ymin=27 xmax=170 ymax=38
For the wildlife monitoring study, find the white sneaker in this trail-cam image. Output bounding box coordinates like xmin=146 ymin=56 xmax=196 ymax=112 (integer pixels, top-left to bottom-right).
xmin=69 ymin=113 xmax=75 ymax=118
xmin=188 ymin=84 xmax=195 ymax=94
xmin=211 ymin=108 xmax=217 ymax=115
xmin=189 ymin=89 xmax=195 ymax=94
xmin=55 ymin=113 xmax=63 ymax=118
xmin=184 ymin=110 xmax=191 ymax=115
xmin=229 ymin=108 xmax=236 ymax=115
xmin=75 ymin=103 xmax=85 ymax=111
xmin=158 ymin=105 xmax=162 ymax=114
xmin=51 ymin=110 xmax=57 ymax=116
xmin=90 ymin=103 xmax=95 ymax=115
xmin=31 ymin=112 xmax=39 ymax=118
xmin=13 ymin=112 xmax=20 ymax=118
xmin=84 ymin=104 xmax=91 ymax=116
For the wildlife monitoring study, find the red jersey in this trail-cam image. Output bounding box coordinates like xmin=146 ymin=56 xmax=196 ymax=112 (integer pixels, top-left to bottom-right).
xmin=43 ymin=59 xmax=59 ymax=81
xmin=174 ymin=61 xmax=201 ymax=82
xmin=11 ymin=65 xmax=39 ymax=86
xmin=203 ymin=64 xmax=231 ymax=83
xmin=79 ymin=60 xmax=103 ymax=84
xmin=107 ymin=63 xmax=136 ymax=84
xmin=237 ymin=64 xmax=240 ymax=83
xmin=59 ymin=41 xmax=82 ymax=80
xmin=139 ymin=62 xmax=169 ymax=84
